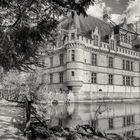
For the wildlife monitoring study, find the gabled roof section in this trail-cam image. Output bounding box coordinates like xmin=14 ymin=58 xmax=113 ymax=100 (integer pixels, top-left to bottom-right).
xmin=133 ymin=36 xmax=140 ymax=49
xmin=118 ymin=22 xmax=135 ymax=32
xmin=61 ymin=14 xmax=112 ymax=39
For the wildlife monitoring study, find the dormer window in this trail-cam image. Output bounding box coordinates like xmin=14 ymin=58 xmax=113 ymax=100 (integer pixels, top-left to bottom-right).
xmin=120 ymin=34 xmax=124 ymax=42
xmin=77 ymin=35 xmax=79 ymax=40
xmin=110 ymin=40 xmax=115 ymax=50
xmin=128 ymin=36 xmax=131 ymax=44
xmin=120 ymin=34 xmax=123 ymax=41
xmin=93 ymin=35 xmax=98 ymax=46
xmin=124 ymin=35 xmax=127 ymax=43
xmin=71 ymin=33 xmax=75 ymax=40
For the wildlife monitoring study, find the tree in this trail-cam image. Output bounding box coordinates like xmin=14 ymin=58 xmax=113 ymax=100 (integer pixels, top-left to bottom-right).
xmin=0 ymin=0 xmax=95 ymax=72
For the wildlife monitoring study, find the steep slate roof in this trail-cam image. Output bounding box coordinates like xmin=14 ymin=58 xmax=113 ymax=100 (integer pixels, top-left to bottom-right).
xmin=133 ymin=37 xmax=140 ymax=49
xmin=61 ymin=14 xmax=112 ymax=39
xmin=61 ymin=14 xmax=140 ymax=48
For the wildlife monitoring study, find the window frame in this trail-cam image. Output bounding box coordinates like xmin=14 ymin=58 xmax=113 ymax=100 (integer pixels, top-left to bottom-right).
xmin=71 ymin=50 xmax=75 ymax=61
xmin=91 ymin=53 xmax=97 ymax=66
xmin=59 ymin=72 xmax=64 ymax=83
xmin=108 ymin=56 xmax=114 ymax=68
xmin=50 ymin=56 xmax=53 ymax=67
xmin=91 ymin=72 xmax=97 ymax=84
xmin=110 ymin=40 xmax=115 ymax=50
xmin=50 ymin=73 xmax=53 ymax=83
xmin=71 ymin=33 xmax=75 ymax=40
xmin=60 ymin=53 xmax=64 ymax=65
xmin=93 ymin=35 xmax=98 ymax=46
xmin=109 ymin=118 xmax=114 ymax=129
xmin=108 ymin=74 xmax=113 ymax=85
xmin=72 ymin=71 xmax=75 ymax=76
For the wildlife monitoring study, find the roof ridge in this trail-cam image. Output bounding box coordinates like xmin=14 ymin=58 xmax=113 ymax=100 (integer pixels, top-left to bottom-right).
xmin=61 ymin=14 xmax=112 ymax=39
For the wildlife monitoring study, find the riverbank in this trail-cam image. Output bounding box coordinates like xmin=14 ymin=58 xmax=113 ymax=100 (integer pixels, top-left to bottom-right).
xmin=29 ymin=123 xmax=140 ymax=140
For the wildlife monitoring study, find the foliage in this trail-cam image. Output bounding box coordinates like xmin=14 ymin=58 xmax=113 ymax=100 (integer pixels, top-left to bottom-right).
xmin=0 ymin=0 xmax=95 ymax=72
xmin=2 ymin=70 xmax=21 ymax=89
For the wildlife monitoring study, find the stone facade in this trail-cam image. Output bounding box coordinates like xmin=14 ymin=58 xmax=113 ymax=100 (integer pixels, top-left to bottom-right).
xmin=42 ymin=15 xmax=140 ymax=101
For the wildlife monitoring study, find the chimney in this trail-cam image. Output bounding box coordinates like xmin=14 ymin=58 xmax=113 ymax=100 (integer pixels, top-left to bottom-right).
xmin=103 ymin=14 xmax=108 ymax=22
xmin=103 ymin=8 xmax=108 ymax=23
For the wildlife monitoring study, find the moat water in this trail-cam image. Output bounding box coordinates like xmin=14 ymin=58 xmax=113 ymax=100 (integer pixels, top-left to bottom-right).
xmin=49 ymin=102 xmax=140 ymax=137
xmin=1 ymin=101 xmax=140 ymax=138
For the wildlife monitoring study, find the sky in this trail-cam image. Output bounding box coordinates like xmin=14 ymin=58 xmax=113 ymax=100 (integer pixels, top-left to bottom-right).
xmin=87 ymin=0 xmax=140 ymax=29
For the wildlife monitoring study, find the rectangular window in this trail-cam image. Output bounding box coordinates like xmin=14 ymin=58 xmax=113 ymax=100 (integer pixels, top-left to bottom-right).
xmin=126 ymin=76 xmax=130 ymax=86
xmin=93 ymin=35 xmax=98 ymax=46
xmin=91 ymin=73 xmax=97 ymax=84
xmin=90 ymin=40 xmax=92 ymax=44
xmin=127 ymin=116 xmax=131 ymax=126
xmin=123 ymin=116 xmax=126 ymax=127
xmin=71 ymin=50 xmax=75 ymax=61
xmin=50 ymin=74 xmax=53 ymax=83
xmin=71 ymin=33 xmax=75 ymax=40
xmin=123 ymin=60 xmax=125 ymax=70
xmin=110 ymin=40 xmax=115 ymax=50
xmin=59 ymin=72 xmax=63 ymax=83
xmin=72 ymin=71 xmax=75 ymax=76
xmin=40 ymin=58 xmax=45 ymax=66
xmin=130 ymin=62 xmax=133 ymax=71
xmin=109 ymin=118 xmax=114 ymax=129
xmin=131 ymin=77 xmax=133 ymax=86
xmin=50 ymin=56 xmax=53 ymax=67
xmin=120 ymin=34 xmax=123 ymax=41
xmin=123 ymin=131 xmax=134 ymax=137
xmin=91 ymin=120 xmax=98 ymax=128
xmin=77 ymin=35 xmax=79 ymax=40
xmin=123 ymin=115 xmax=134 ymax=127
xmin=128 ymin=36 xmax=131 ymax=44
xmin=108 ymin=56 xmax=113 ymax=68
xmin=91 ymin=53 xmax=97 ymax=66
xmin=131 ymin=115 xmax=134 ymax=124
xmin=109 ymin=74 xmax=113 ymax=85
xmin=123 ymin=60 xmax=133 ymax=71
xmin=126 ymin=60 xmax=130 ymax=70
xmin=124 ymin=35 xmax=127 ymax=43
xmin=60 ymin=53 xmax=64 ymax=65
xmin=123 ymin=76 xmax=126 ymax=85
xmin=123 ymin=76 xmax=134 ymax=86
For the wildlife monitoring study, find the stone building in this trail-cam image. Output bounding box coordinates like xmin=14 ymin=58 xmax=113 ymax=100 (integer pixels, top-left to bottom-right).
xmin=42 ymin=14 xmax=140 ymax=101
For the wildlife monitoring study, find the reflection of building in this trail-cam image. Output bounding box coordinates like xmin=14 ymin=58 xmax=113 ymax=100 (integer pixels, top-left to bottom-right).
xmin=50 ymin=103 xmax=140 ymax=137
xmin=43 ymin=14 xmax=140 ymax=101
xmin=95 ymin=103 xmax=140 ymax=137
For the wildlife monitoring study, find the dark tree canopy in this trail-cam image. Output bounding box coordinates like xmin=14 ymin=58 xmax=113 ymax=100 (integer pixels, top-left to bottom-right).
xmin=0 ymin=0 xmax=95 ymax=72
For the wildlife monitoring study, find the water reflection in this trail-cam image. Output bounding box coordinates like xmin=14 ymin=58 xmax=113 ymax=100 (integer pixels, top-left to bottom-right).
xmin=49 ymin=102 xmax=140 ymax=137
